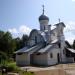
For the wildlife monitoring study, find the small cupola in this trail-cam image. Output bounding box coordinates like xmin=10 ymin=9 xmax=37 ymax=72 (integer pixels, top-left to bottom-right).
xmin=39 ymin=5 xmax=49 ymax=22
xmin=39 ymin=14 xmax=49 ymax=21
xmin=39 ymin=5 xmax=49 ymax=31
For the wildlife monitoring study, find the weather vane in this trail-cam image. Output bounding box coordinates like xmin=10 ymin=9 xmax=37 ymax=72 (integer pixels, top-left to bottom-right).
xmin=42 ymin=5 xmax=45 ymax=15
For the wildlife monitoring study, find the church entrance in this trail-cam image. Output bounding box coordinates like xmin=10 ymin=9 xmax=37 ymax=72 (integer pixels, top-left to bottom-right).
xmin=74 ymin=57 xmax=75 ymax=62
xmin=57 ymin=53 xmax=60 ymax=63
xmin=30 ymin=54 xmax=34 ymax=65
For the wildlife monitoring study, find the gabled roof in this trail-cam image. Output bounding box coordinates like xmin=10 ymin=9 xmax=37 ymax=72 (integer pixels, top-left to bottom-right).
xmin=14 ymin=46 xmax=29 ymax=53
xmin=51 ymin=39 xmax=58 ymax=44
xmin=50 ymin=28 xmax=57 ymax=33
xmin=55 ymin=22 xmax=66 ymax=27
xmin=67 ymin=48 xmax=75 ymax=53
xmin=15 ymin=43 xmax=44 ymax=54
xmin=29 ymin=29 xmax=47 ymax=42
xmin=38 ymin=44 xmax=52 ymax=53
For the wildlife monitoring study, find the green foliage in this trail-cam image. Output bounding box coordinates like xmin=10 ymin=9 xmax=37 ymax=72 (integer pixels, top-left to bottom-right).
xmin=14 ymin=37 xmax=21 ymax=51
xmin=0 ymin=30 xmax=29 ymax=66
xmin=0 ymin=62 xmax=34 ymax=75
xmin=7 ymin=64 xmax=20 ymax=72
xmin=19 ymin=71 xmax=34 ymax=75
xmin=14 ymin=34 xmax=29 ymax=51
xmin=0 ymin=31 xmax=16 ymax=57
xmin=21 ymin=34 xmax=29 ymax=47
xmin=0 ymin=51 xmax=8 ymax=64
xmin=0 ymin=30 xmax=29 ymax=57
xmin=0 ymin=62 xmax=20 ymax=73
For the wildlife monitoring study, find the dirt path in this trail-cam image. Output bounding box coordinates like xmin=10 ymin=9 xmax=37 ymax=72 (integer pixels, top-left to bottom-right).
xmin=20 ymin=63 xmax=75 ymax=75
xmin=21 ymin=66 xmax=59 ymax=71
xmin=34 ymin=69 xmax=67 ymax=75
xmin=8 ymin=73 xmax=19 ymax=75
xmin=65 ymin=70 xmax=75 ymax=75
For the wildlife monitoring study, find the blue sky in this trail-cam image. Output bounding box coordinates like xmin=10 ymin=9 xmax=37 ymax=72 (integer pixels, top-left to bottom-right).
xmin=0 ymin=0 xmax=75 ymax=43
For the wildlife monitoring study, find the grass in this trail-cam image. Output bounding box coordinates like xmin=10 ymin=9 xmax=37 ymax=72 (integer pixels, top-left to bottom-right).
xmin=0 ymin=61 xmax=35 ymax=75
xmin=0 ymin=71 xmax=34 ymax=75
xmin=19 ymin=71 xmax=34 ymax=75
xmin=0 ymin=72 xmax=1 ymax=75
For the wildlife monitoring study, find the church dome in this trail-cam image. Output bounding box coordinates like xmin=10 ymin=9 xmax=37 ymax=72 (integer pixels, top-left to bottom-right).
xmin=39 ymin=5 xmax=49 ymax=21
xmin=39 ymin=14 xmax=49 ymax=21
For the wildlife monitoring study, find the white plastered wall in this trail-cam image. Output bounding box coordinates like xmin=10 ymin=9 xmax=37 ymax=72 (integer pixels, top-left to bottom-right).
xmin=33 ymin=53 xmax=48 ymax=66
xmin=47 ymin=48 xmax=60 ymax=65
xmin=16 ymin=53 xmax=30 ymax=66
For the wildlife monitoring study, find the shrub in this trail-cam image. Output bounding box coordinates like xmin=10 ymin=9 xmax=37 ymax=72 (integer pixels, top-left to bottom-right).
xmin=19 ymin=71 xmax=34 ymax=75
xmin=7 ymin=63 xmax=20 ymax=72
xmin=0 ymin=62 xmax=20 ymax=73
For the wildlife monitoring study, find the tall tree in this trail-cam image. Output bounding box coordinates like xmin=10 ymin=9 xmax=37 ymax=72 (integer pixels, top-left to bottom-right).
xmin=0 ymin=31 xmax=16 ymax=57
xmin=14 ymin=37 xmax=21 ymax=51
xmin=21 ymin=34 xmax=29 ymax=47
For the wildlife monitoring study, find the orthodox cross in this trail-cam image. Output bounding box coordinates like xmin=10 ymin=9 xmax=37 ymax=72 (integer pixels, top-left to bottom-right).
xmin=42 ymin=5 xmax=45 ymax=15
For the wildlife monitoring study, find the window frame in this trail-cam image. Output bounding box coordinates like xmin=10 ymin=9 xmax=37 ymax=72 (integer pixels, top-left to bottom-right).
xmin=50 ymin=53 xmax=53 ymax=58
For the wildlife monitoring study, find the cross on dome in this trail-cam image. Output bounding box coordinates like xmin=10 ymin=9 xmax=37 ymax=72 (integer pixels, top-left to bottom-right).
xmin=42 ymin=5 xmax=45 ymax=15
xmin=39 ymin=5 xmax=49 ymax=21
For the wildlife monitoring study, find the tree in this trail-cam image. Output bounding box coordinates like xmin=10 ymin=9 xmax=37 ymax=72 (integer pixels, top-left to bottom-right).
xmin=21 ymin=34 xmax=29 ymax=47
xmin=14 ymin=34 xmax=29 ymax=51
xmin=0 ymin=51 xmax=8 ymax=64
xmin=0 ymin=30 xmax=29 ymax=59
xmin=14 ymin=37 xmax=21 ymax=51
xmin=0 ymin=31 xmax=16 ymax=57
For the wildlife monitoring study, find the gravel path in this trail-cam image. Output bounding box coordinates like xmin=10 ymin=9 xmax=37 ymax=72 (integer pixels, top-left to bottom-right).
xmin=21 ymin=66 xmax=59 ymax=72
xmin=8 ymin=73 xmax=19 ymax=75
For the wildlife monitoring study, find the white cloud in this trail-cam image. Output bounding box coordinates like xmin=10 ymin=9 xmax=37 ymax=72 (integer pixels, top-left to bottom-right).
xmin=19 ymin=25 xmax=31 ymax=34
xmin=64 ymin=21 xmax=75 ymax=44
xmin=72 ymin=0 xmax=75 ymax=2
xmin=64 ymin=21 xmax=75 ymax=33
xmin=8 ymin=25 xmax=32 ymax=38
xmin=8 ymin=28 xmax=18 ymax=33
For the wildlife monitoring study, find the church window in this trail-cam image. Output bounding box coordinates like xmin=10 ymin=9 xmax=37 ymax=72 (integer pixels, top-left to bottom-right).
xmin=44 ymin=26 xmax=45 ymax=30
xmin=36 ymin=53 xmax=41 ymax=55
xmin=17 ymin=53 xmax=23 ymax=55
xmin=50 ymin=53 xmax=53 ymax=58
xmin=35 ymin=36 xmax=37 ymax=44
xmin=58 ymin=42 xmax=61 ymax=48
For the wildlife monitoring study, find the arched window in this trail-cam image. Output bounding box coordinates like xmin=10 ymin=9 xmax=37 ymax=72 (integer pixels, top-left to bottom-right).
xmin=58 ymin=42 xmax=61 ymax=48
xmin=50 ymin=53 xmax=53 ymax=58
xmin=44 ymin=26 xmax=45 ymax=30
xmin=35 ymin=36 xmax=37 ymax=44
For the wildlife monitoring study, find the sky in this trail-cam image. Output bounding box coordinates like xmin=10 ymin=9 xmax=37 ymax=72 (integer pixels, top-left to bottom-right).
xmin=0 ymin=0 xmax=75 ymax=44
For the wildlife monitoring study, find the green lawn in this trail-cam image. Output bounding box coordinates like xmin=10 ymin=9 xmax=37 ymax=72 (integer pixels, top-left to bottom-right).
xmin=0 ymin=62 xmax=34 ymax=75
xmin=0 ymin=71 xmax=34 ymax=75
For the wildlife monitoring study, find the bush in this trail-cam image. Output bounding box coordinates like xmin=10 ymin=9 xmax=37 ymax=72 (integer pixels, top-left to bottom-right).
xmin=0 ymin=62 xmax=20 ymax=73
xmin=19 ymin=71 xmax=34 ymax=75
xmin=7 ymin=63 xmax=20 ymax=72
